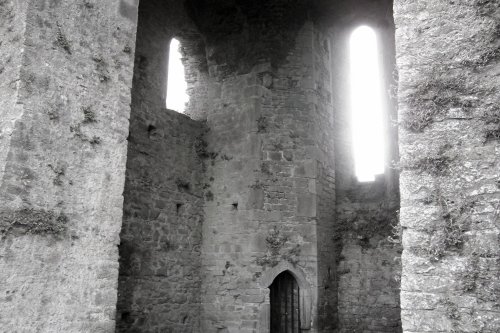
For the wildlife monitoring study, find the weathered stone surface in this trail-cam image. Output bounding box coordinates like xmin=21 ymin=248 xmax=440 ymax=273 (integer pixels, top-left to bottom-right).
xmin=0 ymin=0 xmax=138 ymax=331
xmin=195 ymin=14 xmax=338 ymax=333
xmin=0 ymin=0 xmax=28 ymax=183
xmin=116 ymin=109 xmax=205 ymax=333
xmin=395 ymin=0 xmax=500 ymax=331
xmin=5 ymin=0 xmax=497 ymax=332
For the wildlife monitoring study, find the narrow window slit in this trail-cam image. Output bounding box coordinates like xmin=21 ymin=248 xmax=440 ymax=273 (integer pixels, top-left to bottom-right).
xmin=349 ymin=26 xmax=385 ymax=182
xmin=166 ymin=38 xmax=189 ymax=112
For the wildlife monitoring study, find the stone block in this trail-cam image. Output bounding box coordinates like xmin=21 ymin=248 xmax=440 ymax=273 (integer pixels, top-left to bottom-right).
xmin=246 ymin=188 xmax=264 ymax=210
xmin=297 ymin=193 xmax=316 ymax=217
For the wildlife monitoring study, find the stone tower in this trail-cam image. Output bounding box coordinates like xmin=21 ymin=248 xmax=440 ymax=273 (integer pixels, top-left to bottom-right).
xmin=0 ymin=0 xmax=498 ymax=332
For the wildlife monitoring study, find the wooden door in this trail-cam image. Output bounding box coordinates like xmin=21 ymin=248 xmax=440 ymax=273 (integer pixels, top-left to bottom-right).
xmin=270 ymin=271 xmax=300 ymax=333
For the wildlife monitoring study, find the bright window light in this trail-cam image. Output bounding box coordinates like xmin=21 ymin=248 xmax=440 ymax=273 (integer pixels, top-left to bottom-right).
xmin=166 ymin=38 xmax=189 ymax=112
xmin=349 ymin=26 xmax=385 ymax=182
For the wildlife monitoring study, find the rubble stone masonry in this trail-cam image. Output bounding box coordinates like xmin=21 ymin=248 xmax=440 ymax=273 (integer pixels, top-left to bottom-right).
xmin=395 ymin=0 xmax=500 ymax=332
xmin=0 ymin=0 xmax=138 ymax=331
xmin=2 ymin=1 xmax=496 ymax=333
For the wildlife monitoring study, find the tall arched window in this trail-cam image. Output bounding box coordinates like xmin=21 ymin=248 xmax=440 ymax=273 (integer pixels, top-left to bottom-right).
xmin=349 ymin=26 xmax=385 ymax=182
xmin=166 ymin=38 xmax=189 ymax=112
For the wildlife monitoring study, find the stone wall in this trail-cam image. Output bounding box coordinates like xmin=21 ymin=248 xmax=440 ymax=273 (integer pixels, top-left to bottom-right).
xmin=125 ymin=0 xmax=205 ymax=114
xmin=0 ymin=0 xmax=138 ymax=331
xmin=196 ymin=14 xmax=338 ymax=331
xmin=115 ymin=1 xmax=206 ymax=332
xmin=335 ymin=182 xmax=401 ymax=333
xmin=6 ymin=1 xmax=498 ymax=332
xmin=116 ymin=108 xmax=205 ymax=333
xmin=116 ymin=1 xmax=402 ymax=332
xmin=395 ymin=0 xmax=500 ymax=332
xmin=0 ymin=0 xmax=28 ymax=182
xmin=330 ymin=1 xmax=402 ymax=331
xmin=311 ymin=26 xmax=338 ymax=331
xmin=200 ymin=69 xmax=268 ymax=333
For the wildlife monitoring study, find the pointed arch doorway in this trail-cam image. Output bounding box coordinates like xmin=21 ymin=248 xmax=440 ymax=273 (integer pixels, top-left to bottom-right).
xmin=269 ymin=271 xmax=301 ymax=333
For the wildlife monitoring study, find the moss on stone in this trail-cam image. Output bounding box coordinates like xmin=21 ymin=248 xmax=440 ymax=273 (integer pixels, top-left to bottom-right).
xmin=408 ymin=154 xmax=453 ymax=176
xmin=204 ymin=190 xmax=214 ymax=201
xmin=441 ymin=298 xmax=460 ymax=320
xmin=194 ymin=136 xmax=217 ymax=160
xmin=387 ymin=212 xmax=402 ymax=245
xmin=474 ymin=0 xmax=500 ymax=17
xmin=484 ymin=126 xmax=500 ymax=143
xmin=256 ymin=227 xmax=302 ymax=268
xmin=70 ymin=123 xmax=101 ymax=146
xmin=337 ymin=200 xmax=400 ymax=250
xmin=89 ymin=136 xmax=101 ymax=145
xmin=462 ymin=45 xmax=500 ymax=68
xmin=404 ymin=144 xmax=454 ymax=176
xmin=82 ymin=106 xmax=97 ymax=123
xmin=0 ymin=208 xmax=68 ymax=237
xmin=92 ymin=55 xmax=111 ymax=83
xmin=48 ymin=163 xmax=66 ymax=186
xmin=256 ymin=116 xmax=268 ymax=133
xmin=422 ymin=190 xmax=476 ymax=261
xmin=402 ymin=75 xmax=472 ymax=132
xmin=266 ymin=226 xmax=287 ymax=255
xmin=481 ymin=107 xmax=500 ymax=143
xmin=260 ymin=162 xmax=272 ymax=176
xmin=175 ymin=178 xmax=191 ymax=192
xmin=55 ymin=22 xmax=71 ymax=55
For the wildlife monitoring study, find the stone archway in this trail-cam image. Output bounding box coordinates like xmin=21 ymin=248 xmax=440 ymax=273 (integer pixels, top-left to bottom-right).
xmin=260 ymin=262 xmax=313 ymax=331
xmin=269 ymin=270 xmax=300 ymax=332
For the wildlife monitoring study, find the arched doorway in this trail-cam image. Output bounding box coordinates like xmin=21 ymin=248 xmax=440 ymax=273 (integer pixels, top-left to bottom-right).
xmin=269 ymin=271 xmax=300 ymax=333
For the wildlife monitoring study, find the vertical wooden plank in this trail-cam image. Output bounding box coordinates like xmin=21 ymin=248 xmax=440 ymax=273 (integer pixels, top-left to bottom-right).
xmin=270 ymin=278 xmax=277 ymax=333
xmin=297 ymin=285 xmax=302 ymax=333
xmin=286 ymin=274 xmax=295 ymax=333
xmin=280 ymin=276 xmax=288 ymax=333
xmin=295 ymin=283 xmax=300 ymax=332
xmin=290 ymin=280 xmax=295 ymax=333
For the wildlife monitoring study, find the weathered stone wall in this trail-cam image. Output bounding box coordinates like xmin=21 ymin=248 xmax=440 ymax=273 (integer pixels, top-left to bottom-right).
xmin=115 ymin=1 xmax=206 ymax=332
xmin=395 ymin=0 xmax=500 ymax=332
xmin=125 ymin=0 xmax=206 ymax=114
xmin=311 ymin=26 xmax=338 ymax=331
xmin=116 ymin=1 xmax=401 ymax=332
xmin=0 ymin=0 xmax=138 ymax=331
xmin=196 ymin=15 xmax=337 ymax=331
xmin=0 ymin=0 xmax=28 ymax=182
xmin=254 ymin=22 xmax=337 ymax=332
xmin=116 ymin=109 xmax=205 ymax=333
xmin=180 ymin=35 xmax=211 ymax=120
xmin=335 ymin=182 xmax=401 ymax=333
xmin=9 ymin=2 xmax=499 ymax=333
xmin=330 ymin=1 xmax=402 ymax=331
xmin=199 ymin=69 xmax=269 ymax=333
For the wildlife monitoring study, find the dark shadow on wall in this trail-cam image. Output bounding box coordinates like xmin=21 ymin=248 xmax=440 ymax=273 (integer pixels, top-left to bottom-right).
xmin=184 ymin=0 xmax=312 ymax=78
